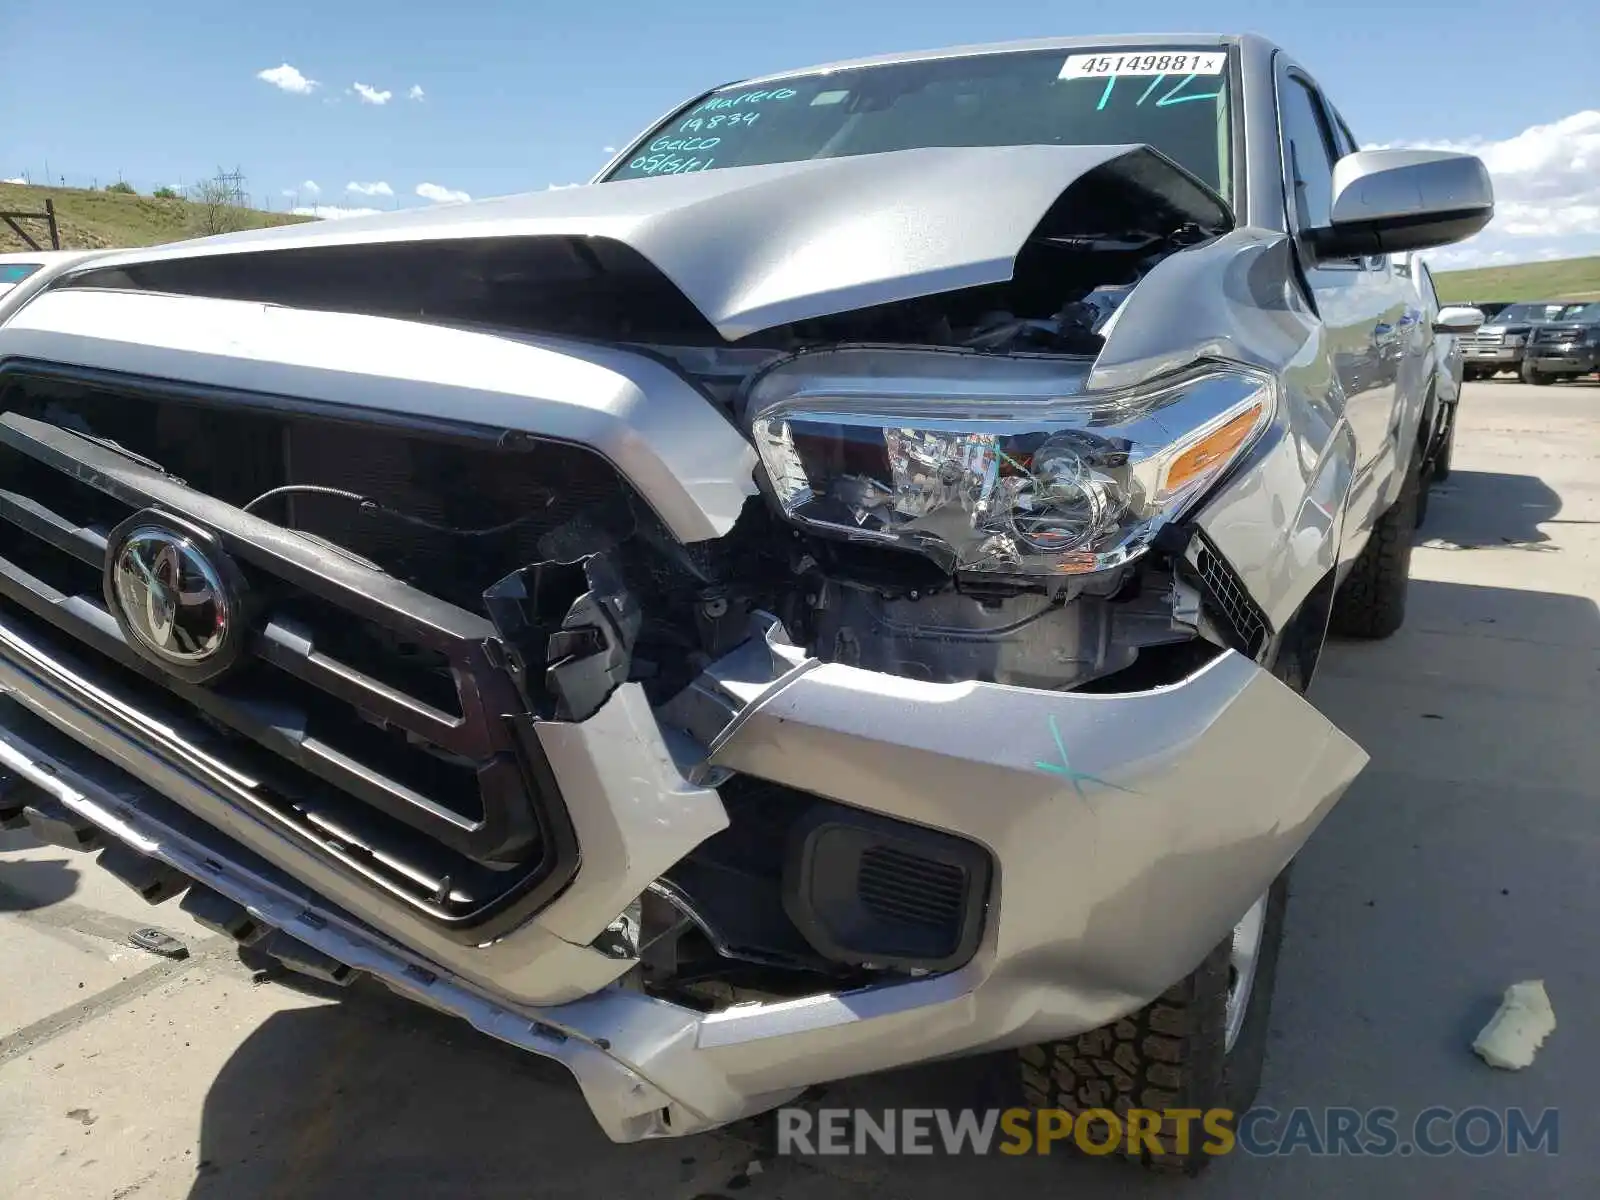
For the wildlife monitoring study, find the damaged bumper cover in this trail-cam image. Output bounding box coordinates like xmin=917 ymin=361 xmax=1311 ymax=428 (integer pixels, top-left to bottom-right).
xmin=0 ymin=604 xmax=1365 ymax=1140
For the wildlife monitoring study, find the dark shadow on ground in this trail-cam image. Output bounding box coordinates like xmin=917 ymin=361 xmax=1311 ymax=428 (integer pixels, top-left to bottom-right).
xmin=1 ymin=828 xmax=41 ymax=852
xmin=181 ymin=979 xmax=775 ymax=1200
xmin=0 ymin=854 xmax=80 ymax=912
xmin=1417 ymin=469 xmax=1562 ymax=549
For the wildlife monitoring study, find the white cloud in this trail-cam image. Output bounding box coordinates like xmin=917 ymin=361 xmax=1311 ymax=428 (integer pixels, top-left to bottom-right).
xmin=257 ymin=63 xmax=319 ymax=95
xmin=603 ymin=146 xmax=616 ymax=154
xmin=352 ymin=82 xmax=393 ymax=106
xmin=281 ymin=179 xmax=321 ymax=198
xmin=547 ymin=182 xmax=583 ymax=190
xmin=416 ymin=182 xmax=471 ymax=204
xmin=293 ymin=204 xmax=384 ymax=220
xmin=407 ymin=85 xmax=426 ymax=101
xmin=2 ymin=176 xmax=26 ymax=185
xmin=346 ymin=180 xmax=393 ymax=197
xmin=1379 ymin=109 xmax=1600 ymax=268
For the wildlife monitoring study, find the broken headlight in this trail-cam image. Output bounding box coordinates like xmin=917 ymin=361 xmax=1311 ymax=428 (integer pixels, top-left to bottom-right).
xmin=748 ymin=350 xmax=1274 ymax=577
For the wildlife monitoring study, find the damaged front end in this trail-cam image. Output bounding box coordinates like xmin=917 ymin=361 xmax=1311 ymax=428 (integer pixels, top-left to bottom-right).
xmin=0 ymin=139 xmax=1368 ymax=1136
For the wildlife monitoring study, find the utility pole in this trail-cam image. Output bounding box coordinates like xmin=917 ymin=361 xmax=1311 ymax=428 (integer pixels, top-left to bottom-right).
xmin=214 ymin=166 xmax=247 ymax=207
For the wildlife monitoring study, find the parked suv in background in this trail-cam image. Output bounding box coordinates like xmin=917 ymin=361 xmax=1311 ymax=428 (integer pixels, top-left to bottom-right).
xmin=1461 ymin=300 xmax=1575 ymax=379
xmin=0 ymin=32 xmax=1491 ymax=1175
xmin=1522 ymin=302 xmax=1600 ymax=384
xmin=1393 ymin=254 xmax=1482 ymax=501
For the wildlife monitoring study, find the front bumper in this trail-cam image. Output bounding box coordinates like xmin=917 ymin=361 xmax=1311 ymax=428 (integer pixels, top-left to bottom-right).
xmin=1526 ymin=346 xmax=1598 ymax=373
xmin=0 ymin=609 xmax=1367 ymax=1141
xmin=1463 ymin=346 xmax=1520 ymax=364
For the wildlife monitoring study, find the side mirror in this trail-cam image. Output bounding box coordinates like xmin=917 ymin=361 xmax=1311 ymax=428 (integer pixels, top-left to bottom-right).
xmin=1434 ymin=305 xmax=1484 ymax=334
xmin=1308 ymin=149 xmax=1493 ymax=260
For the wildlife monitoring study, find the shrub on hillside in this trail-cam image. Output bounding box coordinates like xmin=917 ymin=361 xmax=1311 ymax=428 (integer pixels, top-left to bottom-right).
xmin=104 ymin=180 xmax=137 ymax=195
xmin=152 ymin=186 xmax=181 ymax=200
xmin=186 ymin=179 xmax=247 ymax=236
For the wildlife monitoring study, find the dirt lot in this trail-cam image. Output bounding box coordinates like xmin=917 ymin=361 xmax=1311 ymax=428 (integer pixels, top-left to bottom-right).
xmin=3 ymin=378 xmax=1598 ymax=1199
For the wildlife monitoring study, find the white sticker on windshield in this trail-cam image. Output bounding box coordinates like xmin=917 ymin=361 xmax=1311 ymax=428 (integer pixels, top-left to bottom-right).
xmin=811 ymin=90 xmax=850 ymax=106
xmin=1060 ymin=51 xmax=1226 ymax=80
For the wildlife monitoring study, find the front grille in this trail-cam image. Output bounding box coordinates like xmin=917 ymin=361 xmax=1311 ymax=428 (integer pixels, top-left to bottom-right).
xmin=1463 ymin=331 xmax=1504 ymax=349
xmin=0 ymin=374 xmax=605 ymax=938
xmin=1532 ymin=326 xmax=1583 ymax=346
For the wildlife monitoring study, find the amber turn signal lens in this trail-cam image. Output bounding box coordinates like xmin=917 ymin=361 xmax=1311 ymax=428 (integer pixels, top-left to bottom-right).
xmin=1159 ymin=402 xmax=1264 ymax=499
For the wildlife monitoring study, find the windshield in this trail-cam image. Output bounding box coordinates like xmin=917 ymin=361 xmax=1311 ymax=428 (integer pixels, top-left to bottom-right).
xmin=1558 ymin=302 xmax=1600 ymax=322
xmin=1494 ymin=303 xmax=1568 ymax=324
xmin=0 ymin=263 xmax=43 ymax=285
xmin=604 ymin=47 xmax=1235 ymax=202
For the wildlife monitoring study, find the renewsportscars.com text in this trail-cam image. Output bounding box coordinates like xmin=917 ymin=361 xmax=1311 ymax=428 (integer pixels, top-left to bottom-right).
xmin=776 ymin=1106 xmax=1559 ymax=1158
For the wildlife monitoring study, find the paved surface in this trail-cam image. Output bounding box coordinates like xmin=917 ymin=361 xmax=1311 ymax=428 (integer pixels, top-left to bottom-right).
xmin=2 ymin=378 xmax=1597 ymax=1199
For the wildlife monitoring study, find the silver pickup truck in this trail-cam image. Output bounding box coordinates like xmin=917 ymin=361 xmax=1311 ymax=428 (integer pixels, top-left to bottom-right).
xmin=1460 ymin=300 xmax=1580 ymax=380
xmin=0 ymin=32 xmax=1489 ymax=1174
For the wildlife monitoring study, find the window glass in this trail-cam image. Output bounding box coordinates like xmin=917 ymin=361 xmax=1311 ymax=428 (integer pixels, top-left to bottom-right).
xmin=605 ymin=48 xmax=1236 ymax=202
xmin=1279 ymin=77 xmax=1337 ymax=231
xmin=1418 ymin=262 xmax=1441 ymax=310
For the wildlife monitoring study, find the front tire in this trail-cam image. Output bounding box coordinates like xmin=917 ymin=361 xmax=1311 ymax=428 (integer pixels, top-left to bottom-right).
xmin=1017 ymin=871 xmax=1292 ymax=1174
xmin=1433 ymin=408 xmax=1455 ymax=481
xmin=1329 ymin=446 xmax=1419 ymax=639
xmin=1522 ymin=362 xmax=1553 ymax=386
xmin=1014 ymin=650 xmax=1309 ymax=1175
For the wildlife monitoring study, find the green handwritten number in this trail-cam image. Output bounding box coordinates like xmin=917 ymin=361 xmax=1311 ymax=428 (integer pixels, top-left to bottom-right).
xmin=1096 ymin=75 xmax=1116 ymax=111
xmin=1136 ymin=74 xmax=1167 ymax=105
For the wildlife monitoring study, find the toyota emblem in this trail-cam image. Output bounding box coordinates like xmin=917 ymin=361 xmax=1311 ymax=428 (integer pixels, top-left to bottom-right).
xmin=105 ymin=521 xmax=242 ymax=681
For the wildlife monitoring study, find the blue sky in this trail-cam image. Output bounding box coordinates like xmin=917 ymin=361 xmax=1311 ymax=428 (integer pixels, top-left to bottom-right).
xmin=3 ymin=0 xmax=1596 ymax=265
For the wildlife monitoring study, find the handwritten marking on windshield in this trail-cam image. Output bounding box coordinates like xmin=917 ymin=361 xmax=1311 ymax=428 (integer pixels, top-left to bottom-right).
xmin=679 ymin=112 xmax=759 ymax=133
xmin=1156 ymin=74 xmax=1222 ymax=106
xmin=691 ymin=87 xmax=798 ymax=114
xmin=1083 ymin=69 xmax=1223 ymax=112
xmin=626 ymin=154 xmax=716 ymax=176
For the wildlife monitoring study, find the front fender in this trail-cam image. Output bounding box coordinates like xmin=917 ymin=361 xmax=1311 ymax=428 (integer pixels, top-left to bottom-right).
xmin=1194 ymin=387 xmax=1358 ymax=638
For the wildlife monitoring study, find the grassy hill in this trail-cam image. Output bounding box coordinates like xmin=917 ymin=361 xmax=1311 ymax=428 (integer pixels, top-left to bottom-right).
xmin=1433 ymin=256 xmax=1600 ymax=304
xmin=0 ymin=182 xmax=312 ymax=253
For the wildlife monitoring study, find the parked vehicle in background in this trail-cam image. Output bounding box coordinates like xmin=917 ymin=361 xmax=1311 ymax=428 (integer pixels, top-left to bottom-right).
xmin=1461 ymin=300 xmax=1575 ymax=379
xmin=1522 ymin=301 xmax=1600 ymax=384
xmin=1394 ymin=254 xmax=1482 ymax=501
xmin=0 ymin=32 xmax=1492 ymax=1177
xmin=1468 ymin=300 xmax=1511 ymax=320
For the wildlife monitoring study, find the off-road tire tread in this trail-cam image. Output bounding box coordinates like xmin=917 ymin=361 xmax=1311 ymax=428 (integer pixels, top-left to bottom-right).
xmin=1019 ymin=961 xmax=1223 ymax=1174
xmin=1017 ymin=874 xmax=1291 ymax=1175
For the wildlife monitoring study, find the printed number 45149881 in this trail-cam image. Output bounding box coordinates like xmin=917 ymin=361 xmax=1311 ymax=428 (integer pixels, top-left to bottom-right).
xmin=1059 ymin=51 xmax=1227 ymax=79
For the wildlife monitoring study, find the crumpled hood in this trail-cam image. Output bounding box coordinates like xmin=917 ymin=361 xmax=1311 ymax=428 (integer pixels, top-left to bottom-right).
xmin=76 ymin=145 xmax=1230 ymax=340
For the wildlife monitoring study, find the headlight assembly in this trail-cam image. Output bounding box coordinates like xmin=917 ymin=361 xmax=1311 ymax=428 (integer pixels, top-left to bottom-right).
xmin=747 ymin=349 xmax=1275 ymax=578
